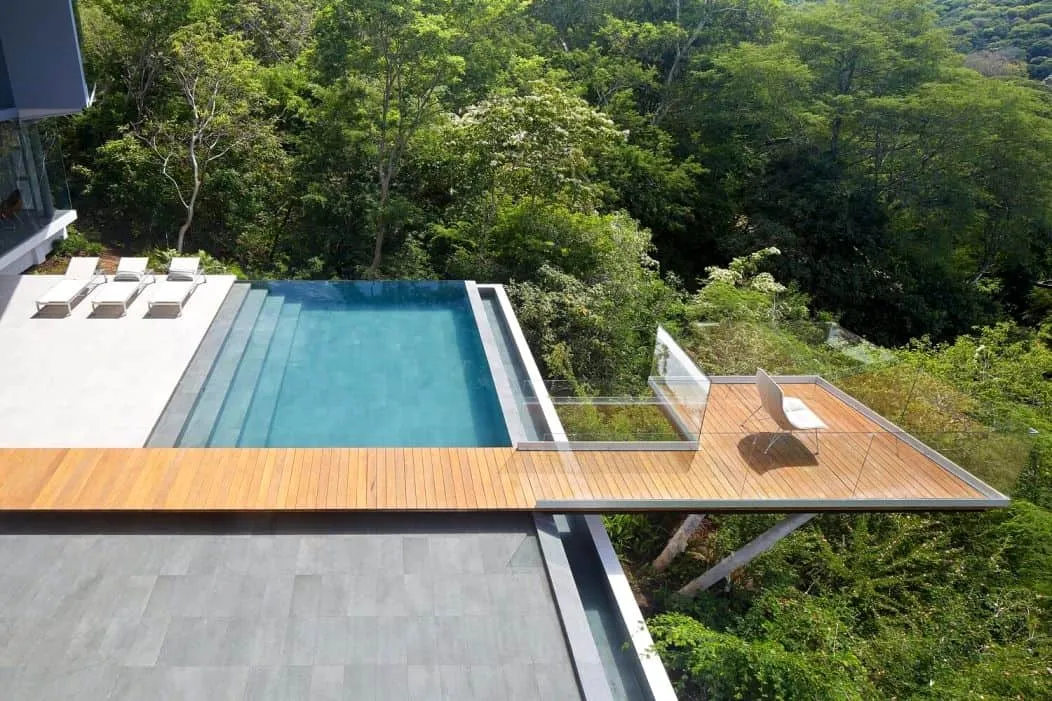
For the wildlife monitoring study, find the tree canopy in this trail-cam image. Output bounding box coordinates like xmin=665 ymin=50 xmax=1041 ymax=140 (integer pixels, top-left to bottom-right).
xmin=65 ymin=0 xmax=1052 ymax=345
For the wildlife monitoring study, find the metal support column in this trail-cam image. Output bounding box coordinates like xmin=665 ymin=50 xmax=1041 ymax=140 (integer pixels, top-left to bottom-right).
xmin=678 ymin=513 xmax=816 ymax=596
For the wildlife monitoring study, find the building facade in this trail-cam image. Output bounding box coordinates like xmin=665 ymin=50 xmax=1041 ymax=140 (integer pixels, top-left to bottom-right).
xmin=0 ymin=0 xmax=90 ymax=272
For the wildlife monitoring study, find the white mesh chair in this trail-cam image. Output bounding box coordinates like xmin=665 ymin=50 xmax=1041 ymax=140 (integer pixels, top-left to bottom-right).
xmin=35 ymin=256 xmax=106 ymax=316
xmin=147 ymin=257 xmax=207 ymax=316
xmin=741 ymin=368 xmax=827 ymax=454
xmin=90 ymin=257 xmax=154 ymax=316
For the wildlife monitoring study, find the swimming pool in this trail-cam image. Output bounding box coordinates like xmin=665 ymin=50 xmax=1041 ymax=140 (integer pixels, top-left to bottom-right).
xmin=177 ymin=281 xmax=511 ymax=447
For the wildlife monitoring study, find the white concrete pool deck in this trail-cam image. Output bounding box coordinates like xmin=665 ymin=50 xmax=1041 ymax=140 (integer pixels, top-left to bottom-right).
xmin=0 ymin=274 xmax=235 ymax=447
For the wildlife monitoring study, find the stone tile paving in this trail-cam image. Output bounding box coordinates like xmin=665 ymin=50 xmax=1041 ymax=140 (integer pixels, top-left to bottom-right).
xmin=0 ymin=513 xmax=581 ymax=700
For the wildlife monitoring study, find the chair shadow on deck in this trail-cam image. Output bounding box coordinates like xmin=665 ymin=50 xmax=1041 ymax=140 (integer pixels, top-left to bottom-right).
xmin=87 ymin=306 xmax=128 ymax=319
xmin=737 ymin=432 xmax=819 ymax=470
xmin=143 ymin=306 xmax=182 ymax=319
xmin=31 ymin=306 xmax=75 ymax=319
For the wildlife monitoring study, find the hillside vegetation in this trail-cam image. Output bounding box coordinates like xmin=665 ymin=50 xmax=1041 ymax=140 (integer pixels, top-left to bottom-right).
xmin=935 ymin=0 xmax=1052 ymax=81
xmin=610 ymin=253 xmax=1052 ymax=699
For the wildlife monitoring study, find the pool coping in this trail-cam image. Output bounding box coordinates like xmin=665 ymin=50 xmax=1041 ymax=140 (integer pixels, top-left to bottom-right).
xmin=534 ymin=513 xmax=616 ymax=701
xmin=476 ymin=283 xmax=568 ymax=443
xmin=465 ymin=281 xmax=528 ymax=446
xmin=584 ymin=515 xmax=679 ymax=701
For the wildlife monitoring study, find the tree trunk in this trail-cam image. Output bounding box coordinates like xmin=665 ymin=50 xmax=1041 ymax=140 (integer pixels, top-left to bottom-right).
xmin=369 ymin=219 xmax=385 ymax=274
xmin=369 ymin=171 xmax=391 ymax=274
xmin=830 ymin=115 xmax=842 ymax=160
xmin=177 ymin=139 xmax=201 ymax=253
xmin=176 ymin=188 xmax=197 ymax=253
xmin=652 ymin=514 xmax=706 ymax=572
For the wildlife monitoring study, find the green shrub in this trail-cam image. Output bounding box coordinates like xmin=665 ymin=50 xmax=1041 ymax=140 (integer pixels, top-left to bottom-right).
xmin=684 ymin=320 xmax=860 ymax=377
xmin=53 ymin=228 xmax=104 ymax=258
xmin=146 ymin=248 xmax=244 ymax=278
xmin=650 ymin=612 xmax=871 ymax=700
xmin=993 ymin=500 xmax=1052 ymax=596
xmin=731 ymin=588 xmax=858 ymax=655
xmin=1016 ymin=440 xmax=1052 ymax=509
xmin=603 ymin=514 xmax=666 ymax=562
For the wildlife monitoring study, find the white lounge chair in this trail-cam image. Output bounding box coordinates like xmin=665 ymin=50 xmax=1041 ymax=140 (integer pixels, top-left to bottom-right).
xmin=90 ymin=257 xmax=154 ymax=316
xmin=35 ymin=256 xmax=106 ymax=316
xmin=741 ymin=368 xmax=827 ymax=454
xmin=147 ymin=257 xmax=207 ymax=316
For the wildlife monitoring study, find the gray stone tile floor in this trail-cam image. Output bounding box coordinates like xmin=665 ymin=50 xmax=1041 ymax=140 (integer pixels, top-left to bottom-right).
xmin=0 ymin=513 xmax=582 ymax=700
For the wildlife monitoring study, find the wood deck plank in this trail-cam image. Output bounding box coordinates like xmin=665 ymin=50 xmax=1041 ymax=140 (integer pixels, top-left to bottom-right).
xmin=202 ymin=450 xmax=230 ymax=509
xmin=448 ymin=448 xmax=467 ymax=508
xmin=421 ymin=448 xmax=436 ymax=509
xmin=37 ymin=449 xmax=94 ymax=508
xmin=306 ymin=448 xmax=322 ymax=510
xmin=19 ymin=448 xmax=67 ymax=507
xmin=403 ymin=449 xmax=416 ymax=510
xmin=458 ymin=449 xmax=478 ymax=509
xmin=351 ymin=449 xmax=365 ymax=509
xmin=230 ymin=449 xmax=255 ymax=509
xmin=258 ymin=449 xmax=278 ymax=506
xmin=288 ymin=449 xmax=305 ymax=509
xmin=275 ymin=450 xmax=294 ymax=507
xmin=123 ymin=449 xmax=159 ymax=508
xmin=335 ymin=448 xmax=349 ymax=508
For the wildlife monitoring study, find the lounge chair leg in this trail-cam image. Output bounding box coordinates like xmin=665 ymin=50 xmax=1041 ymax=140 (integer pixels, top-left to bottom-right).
xmin=740 ymin=405 xmax=763 ymax=430
xmin=764 ymin=432 xmax=785 ymax=454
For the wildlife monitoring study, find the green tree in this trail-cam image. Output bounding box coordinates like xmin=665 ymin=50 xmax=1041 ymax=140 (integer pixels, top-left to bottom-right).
xmin=439 ymin=81 xmax=626 ymax=238
xmin=507 ymin=210 xmax=683 ymax=393
xmin=935 ymin=0 xmax=1052 ymax=81
xmin=691 ymin=0 xmax=1052 ymax=341
xmin=134 ymin=21 xmax=277 ymax=251
xmin=216 ymin=0 xmax=318 ymax=65
xmin=313 ymin=0 xmax=525 ymax=274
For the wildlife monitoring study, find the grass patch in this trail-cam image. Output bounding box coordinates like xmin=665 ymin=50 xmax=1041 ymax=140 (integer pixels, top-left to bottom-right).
xmin=556 ymin=401 xmax=683 ymax=441
xmin=685 ymin=321 xmax=863 ymax=377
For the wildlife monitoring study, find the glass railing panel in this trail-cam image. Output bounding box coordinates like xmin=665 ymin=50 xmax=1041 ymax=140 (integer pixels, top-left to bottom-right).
xmin=521 ymin=378 xmax=706 ymax=444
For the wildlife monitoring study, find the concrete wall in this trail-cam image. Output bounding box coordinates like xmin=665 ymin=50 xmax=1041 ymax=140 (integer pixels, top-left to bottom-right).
xmin=0 ymin=0 xmax=89 ymax=119
xmin=0 ymin=209 xmax=76 ymax=275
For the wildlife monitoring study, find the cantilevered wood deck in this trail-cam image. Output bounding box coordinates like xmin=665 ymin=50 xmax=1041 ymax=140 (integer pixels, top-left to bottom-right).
xmin=0 ymin=384 xmax=1000 ymax=511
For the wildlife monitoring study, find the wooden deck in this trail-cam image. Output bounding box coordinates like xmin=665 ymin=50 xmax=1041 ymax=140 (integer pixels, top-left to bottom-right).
xmin=0 ymin=384 xmax=995 ymax=511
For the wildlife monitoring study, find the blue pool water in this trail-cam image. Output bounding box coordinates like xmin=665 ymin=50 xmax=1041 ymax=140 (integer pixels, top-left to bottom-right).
xmin=178 ymin=281 xmax=510 ymax=447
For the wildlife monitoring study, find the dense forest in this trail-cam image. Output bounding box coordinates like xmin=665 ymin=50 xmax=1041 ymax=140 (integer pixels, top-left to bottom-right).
xmin=50 ymin=1 xmax=1052 ymax=698
xmin=936 ymin=0 xmax=1052 ymax=81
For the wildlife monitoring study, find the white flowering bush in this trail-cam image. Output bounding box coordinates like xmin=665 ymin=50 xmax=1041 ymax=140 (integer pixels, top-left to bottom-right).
xmin=691 ymin=247 xmax=807 ymax=322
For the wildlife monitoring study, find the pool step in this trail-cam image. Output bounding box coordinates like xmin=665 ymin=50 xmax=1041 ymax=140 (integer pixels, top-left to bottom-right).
xmin=208 ymin=294 xmax=286 ymax=445
xmin=238 ymin=301 xmax=303 ymax=446
xmin=178 ymin=287 xmax=268 ymax=446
